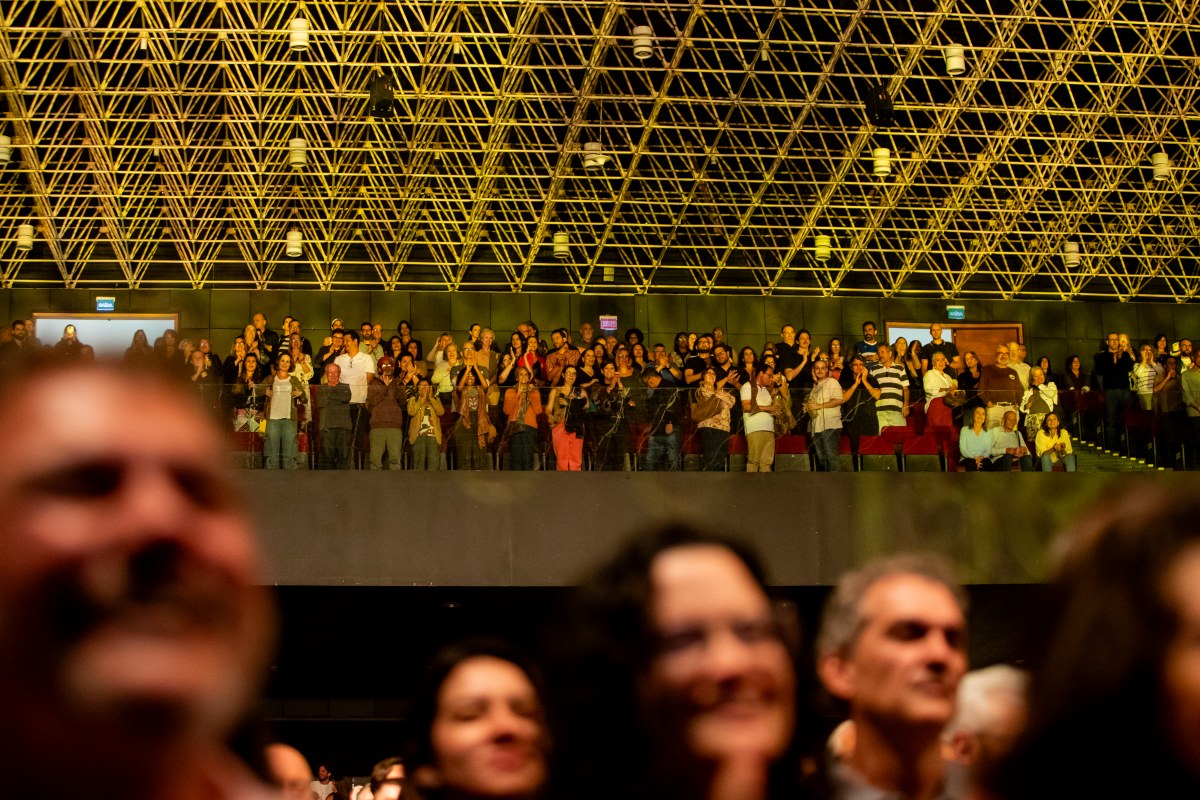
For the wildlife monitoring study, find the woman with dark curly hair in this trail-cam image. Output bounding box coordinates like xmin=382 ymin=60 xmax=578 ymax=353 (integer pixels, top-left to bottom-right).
xmin=544 ymin=525 xmax=816 ymax=800
xmin=406 ymin=639 xmax=549 ymax=800
xmin=995 ymin=489 xmax=1200 ymax=797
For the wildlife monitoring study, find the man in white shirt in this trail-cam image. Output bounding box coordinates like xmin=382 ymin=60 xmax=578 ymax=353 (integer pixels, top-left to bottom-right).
xmin=804 ymin=359 xmax=846 ymax=471
xmin=335 ymin=330 xmax=376 ymax=449
xmin=989 ymin=410 xmax=1033 ymax=471
xmin=741 ymin=363 xmax=778 ymax=472
xmin=311 ymin=765 xmax=337 ymax=800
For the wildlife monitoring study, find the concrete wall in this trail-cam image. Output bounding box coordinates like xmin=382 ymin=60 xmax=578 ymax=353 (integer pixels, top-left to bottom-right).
xmin=3 ymin=289 xmax=1200 ymax=372
xmin=244 ymin=471 xmax=1183 ymax=588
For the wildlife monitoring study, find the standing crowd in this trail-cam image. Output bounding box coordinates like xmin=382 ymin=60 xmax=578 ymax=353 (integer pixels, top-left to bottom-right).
xmin=2 ymin=360 xmax=1199 ymax=800
xmin=2 ymin=312 xmax=1198 ymax=471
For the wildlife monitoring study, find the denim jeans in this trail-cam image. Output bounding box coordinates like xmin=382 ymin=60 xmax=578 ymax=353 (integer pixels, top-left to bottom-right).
xmin=1104 ymin=388 xmax=1130 ymax=450
xmin=644 ymin=430 xmax=681 ymax=471
xmin=812 ymin=428 xmax=841 ymax=471
xmin=264 ymin=417 xmax=297 ymax=469
xmin=1041 ymin=453 xmax=1077 ymax=472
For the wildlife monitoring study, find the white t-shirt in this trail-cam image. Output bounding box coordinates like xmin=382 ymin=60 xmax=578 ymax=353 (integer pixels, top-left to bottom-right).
xmin=269 ymin=376 xmax=293 ymax=419
xmin=312 ymin=782 xmax=336 ymax=800
xmin=808 ymin=377 xmax=843 ymax=433
xmin=335 ymin=351 xmax=375 ymax=403
xmin=741 ymin=381 xmax=775 ymax=434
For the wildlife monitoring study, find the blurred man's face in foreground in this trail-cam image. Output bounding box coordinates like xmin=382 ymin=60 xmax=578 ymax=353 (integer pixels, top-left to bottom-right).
xmin=0 ymin=366 xmax=273 ymax=755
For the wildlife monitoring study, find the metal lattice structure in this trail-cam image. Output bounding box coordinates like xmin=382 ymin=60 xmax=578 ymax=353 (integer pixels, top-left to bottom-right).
xmin=0 ymin=0 xmax=1197 ymax=298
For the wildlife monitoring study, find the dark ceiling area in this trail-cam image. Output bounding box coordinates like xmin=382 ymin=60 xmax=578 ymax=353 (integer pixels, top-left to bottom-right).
xmin=0 ymin=1 xmax=1196 ymax=298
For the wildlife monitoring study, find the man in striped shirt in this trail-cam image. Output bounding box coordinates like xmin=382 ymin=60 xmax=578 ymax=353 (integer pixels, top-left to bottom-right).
xmin=869 ymin=343 xmax=909 ymax=431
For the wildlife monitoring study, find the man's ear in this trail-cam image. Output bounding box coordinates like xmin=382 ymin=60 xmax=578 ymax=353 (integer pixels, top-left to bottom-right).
xmin=818 ymin=652 xmax=856 ymax=702
xmin=943 ymin=729 xmax=979 ymax=766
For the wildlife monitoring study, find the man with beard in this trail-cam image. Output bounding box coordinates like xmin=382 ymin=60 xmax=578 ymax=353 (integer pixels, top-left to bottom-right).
xmin=683 ymin=333 xmax=715 ymax=387
xmin=0 ymin=319 xmax=32 ymax=372
xmin=817 ymin=556 xmax=968 ymax=800
xmin=0 ymin=362 xmax=276 ymax=800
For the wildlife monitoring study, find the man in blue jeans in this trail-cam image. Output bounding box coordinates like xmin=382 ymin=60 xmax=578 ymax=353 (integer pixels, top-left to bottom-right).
xmin=804 ymin=359 xmax=846 ymax=471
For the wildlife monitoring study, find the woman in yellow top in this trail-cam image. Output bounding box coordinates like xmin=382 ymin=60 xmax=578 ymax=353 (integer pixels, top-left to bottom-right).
xmin=1035 ymin=412 xmax=1076 ymax=472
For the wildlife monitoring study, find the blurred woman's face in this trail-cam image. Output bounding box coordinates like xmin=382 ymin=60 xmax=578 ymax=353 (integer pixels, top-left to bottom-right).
xmin=245 ymin=355 xmax=258 ymax=374
xmin=933 ymin=353 xmax=947 ymax=371
xmin=1045 ymin=413 xmax=1059 ymax=430
xmin=582 ymin=350 xmax=595 ymax=367
xmin=1031 ymin=367 xmax=1045 ymax=384
xmin=244 ymin=324 xmax=256 ymax=341
xmin=1069 ymin=356 xmax=1080 ymax=371
xmin=1160 ymin=545 xmax=1200 ymax=774
xmin=964 ymin=352 xmax=978 ymax=368
xmin=829 ymin=339 xmax=841 ymax=354
xmin=973 ymin=406 xmax=987 ymax=426
xmin=235 ymin=339 xmax=247 ymax=356
xmin=511 ymin=334 xmax=523 ymax=351
xmin=446 ymin=345 xmax=458 ymax=363
xmin=423 ymin=656 xmax=548 ymax=800
xmin=1142 ymin=346 xmax=1154 ymax=362
xmin=563 ymin=367 xmax=576 ymax=385
xmin=894 ymin=338 xmax=907 ymax=357
xmin=646 ymin=545 xmax=795 ymax=767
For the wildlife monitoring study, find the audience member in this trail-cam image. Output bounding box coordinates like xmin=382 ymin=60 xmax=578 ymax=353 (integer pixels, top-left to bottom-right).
xmin=817 ymin=555 xmax=967 ymax=800
xmin=405 ymin=640 xmax=548 ymax=800
xmin=869 ymin=343 xmax=909 ymax=431
xmin=989 ymin=410 xmax=1033 ymax=471
xmin=1092 ymin=332 xmax=1134 ymax=450
xmin=547 ymin=364 xmax=586 ymax=471
xmin=977 ymin=344 xmax=1021 ymax=430
xmin=0 ymin=363 xmax=276 ymax=800
xmin=642 ymin=367 xmax=683 ymax=471
xmin=742 ymin=362 xmax=779 ymax=472
xmin=317 ymin=363 xmax=353 ymax=469
xmin=923 ymin=323 xmax=960 ymax=374
xmin=453 ymin=365 xmax=493 ymax=471
xmin=838 ymin=355 xmax=881 ymax=452
xmin=264 ymin=352 xmax=305 ymax=470
xmin=804 ymin=359 xmax=845 ymax=471
xmin=853 ymin=321 xmax=881 ymax=362
xmin=547 ymin=526 xmax=811 ymax=800
xmin=996 ymin=489 xmax=1200 ymax=797
xmin=504 ymin=366 xmax=542 ymax=470
xmin=923 ymin=351 xmax=958 ymax=429
xmin=959 ymin=406 xmax=993 ymax=471
xmin=266 ymin=743 xmax=315 ymax=800
xmin=1033 ymin=412 xmax=1075 ymax=472
xmin=1019 ymin=366 xmax=1056 ymax=441
xmin=408 ymin=376 xmax=444 ymax=471
xmin=693 ymin=366 xmax=736 ymax=471
xmin=1006 ymin=341 xmax=1030 ymax=390
xmin=366 ymin=356 xmax=407 ymax=470
xmin=942 ymin=666 xmax=1027 ymax=800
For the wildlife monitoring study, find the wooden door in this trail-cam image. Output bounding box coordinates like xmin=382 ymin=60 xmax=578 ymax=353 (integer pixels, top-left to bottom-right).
xmin=953 ymin=324 xmax=1023 ymax=366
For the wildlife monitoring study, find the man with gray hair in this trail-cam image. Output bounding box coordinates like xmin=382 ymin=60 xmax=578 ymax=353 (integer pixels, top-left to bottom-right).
xmin=817 ymin=555 xmax=968 ymax=800
xmin=942 ymin=665 xmax=1028 ymax=800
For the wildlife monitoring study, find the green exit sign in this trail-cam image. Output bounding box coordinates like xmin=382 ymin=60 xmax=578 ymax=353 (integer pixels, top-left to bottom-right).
xmin=946 ymin=305 xmax=965 ymax=321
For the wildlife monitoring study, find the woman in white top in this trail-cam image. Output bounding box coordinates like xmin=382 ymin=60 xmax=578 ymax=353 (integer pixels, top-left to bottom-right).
xmin=1133 ymin=343 xmax=1163 ymax=411
xmin=431 ymin=342 xmax=458 ymax=405
xmin=922 ymin=351 xmax=957 ymax=428
xmin=263 ymin=352 xmax=305 ymax=469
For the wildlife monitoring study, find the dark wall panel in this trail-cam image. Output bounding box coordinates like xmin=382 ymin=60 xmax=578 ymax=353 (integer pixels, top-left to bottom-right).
xmin=250 ymin=290 xmax=291 ymax=326
xmin=726 ymin=296 xmax=766 ymax=334
xmin=246 ymin=472 xmax=1185 ymax=588
xmin=1066 ymin=302 xmax=1104 ymax=340
xmin=10 ymin=289 xmax=51 ymax=322
xmin=50 ymin=288 xmax=92 ymax=312
xmin=1174 ymin=304 xmax=1200 ymax=339
xmin=802 ymin=297 xmax=841 ymax=334
xmin=211 ymin=290 xmax=251 ymax=328
xmin=765 ymin=296 xmax=805 ymax=333
xmin=290 ymin=291 xmax=333 ymax=335
xmin=330 ymin=291 xmax=372 ymax=330
xmin=171 ymin=291 xmax=210 ymax=332
xmin=1101 ymin=303 xmax=1141 ymax=338
xmin=369 ymin=293 xmax=411 ymax=333
xmin=1137 ymin=303 xmax=1176 ymax=342
xmin=686 ymin=295 xmax=725 ymax=332
xmin=410 ymin=292 xmax=451 ymax=332
xmin=450 ymin=293 xmax=491 ymax=334
xmin=646 ymin=295 xmax=688 ymax=334
xmin=531 ymin=294 xmax=572 ymax=334
xmin=488 ymin=294 xmax=529 ymax=334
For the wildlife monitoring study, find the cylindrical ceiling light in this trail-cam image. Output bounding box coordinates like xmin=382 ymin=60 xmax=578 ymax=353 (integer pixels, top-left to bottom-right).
xmin=944 ymin=43 xmax=966 ymax=76
xmin=1063 ymin=241 xmax=1080 ymax=268
xmin=289 ymin=17 xmax=310 ymax=51
xmin=815 ymin=235 xmax=831 ymax=262
xmin=286 ymin=228 xmax=303 ymax=257
xmin=0 ymin=134 xmax=11 ymax=165
xmin=553 ymin=231 xmax=569 ymax=260
xmin=632 ymin=26 xmax=654 ymax=60
xmin=289 ymin=137 xmax=307 ymax=170
xmin=16 ymin=223 xmax=34 ymax=252
xmin=582 ymin=140 xmax=609 ymax=170
xmin=1152 ymin=151 xmax=1170 ymax=181
xmin=873 ymin=147 xmax=891 ymax=176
